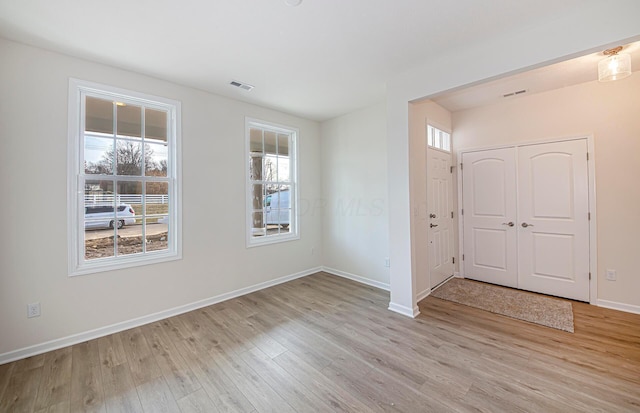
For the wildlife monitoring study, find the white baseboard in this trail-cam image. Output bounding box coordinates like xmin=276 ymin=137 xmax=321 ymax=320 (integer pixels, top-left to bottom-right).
xmin=597 ymin=299 xmax=640 ymax=315
xmin=321 ymin=267 xmax=423 ymax=319
xmin=454 ymin=271 xmax=462 ymax=278
xmin=388 ymin=302 xmax=420 ymax=318
xmin=416 ymin=288 xmax=430 ymax=302
xmin=321 ymin=266 xmax=390 ymax=291
xmin=0 ymin=267 xmax=322 ymax=365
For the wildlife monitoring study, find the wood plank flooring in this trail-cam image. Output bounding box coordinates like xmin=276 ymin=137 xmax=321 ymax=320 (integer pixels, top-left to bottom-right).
xmin=1 ymin=272 xmax=639 ymax=412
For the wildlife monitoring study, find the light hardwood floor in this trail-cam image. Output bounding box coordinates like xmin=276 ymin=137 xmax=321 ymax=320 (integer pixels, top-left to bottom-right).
xmin=1 ymin=272 xmax=639 ymax=412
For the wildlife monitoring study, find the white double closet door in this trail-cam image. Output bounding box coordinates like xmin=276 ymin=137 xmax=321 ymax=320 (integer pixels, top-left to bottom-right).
xmin=462 ymin=139 xmax=590 ymax=301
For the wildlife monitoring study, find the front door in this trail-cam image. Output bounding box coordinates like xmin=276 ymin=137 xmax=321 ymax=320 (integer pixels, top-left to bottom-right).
xmin=427 ymin=147 xmax=455 ymax=288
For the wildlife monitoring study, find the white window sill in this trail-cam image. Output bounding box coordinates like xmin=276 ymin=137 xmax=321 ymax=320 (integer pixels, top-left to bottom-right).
xmin=69 ymin=250 xmax=182 ymax=277
xmin=246 ymin=233 xmax=300 ymax=248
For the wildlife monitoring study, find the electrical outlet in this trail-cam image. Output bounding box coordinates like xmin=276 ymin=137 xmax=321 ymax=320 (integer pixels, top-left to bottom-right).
xmin=606 ymin=269 xmax=617 ymax=281
xmin=384 ymin=257 xmax=390 ymax=268
xmin=27 ymin=302 xmax=41 ymax=318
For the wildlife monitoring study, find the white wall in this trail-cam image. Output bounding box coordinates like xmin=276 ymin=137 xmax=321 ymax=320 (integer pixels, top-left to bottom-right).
xmin=408 ymin=100 xmax=452 ymax=298
xmin=0 ymin=38 xmax=322 ymax=358
xmin=453 ymin=75 xmax=640 ymax=309
xmin=320 ymin=103 xmax=389 ymax=288
xmin=386 ymin=1 xmax=640 ymax=316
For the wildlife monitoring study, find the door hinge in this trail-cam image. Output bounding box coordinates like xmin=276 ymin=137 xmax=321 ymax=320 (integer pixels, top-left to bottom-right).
xmin=586 ymin=152 xmax=589 ymax=161
xmin=462 ymin=254 xmax=465 ymax=261
xmin=461 ymin=209 xmax=464 ymax=216
xmin=451 ymin=211 xmax=454 ymax=219
xmin=588 ymin=212 xmax=591 ymax=220
xmin=589 ymin=272 xmax=591 ymax=280
xmin=450 ymin=166 xmax=454 ymax=173
xmin=452 ymin=257 xmax=455 ymax=264
xmin=460 ymin=163 xmax=463 ymax=170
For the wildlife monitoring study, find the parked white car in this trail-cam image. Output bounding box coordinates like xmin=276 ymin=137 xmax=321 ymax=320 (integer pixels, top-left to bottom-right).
xmin=85 ymin=204 xmax=136 ymax=229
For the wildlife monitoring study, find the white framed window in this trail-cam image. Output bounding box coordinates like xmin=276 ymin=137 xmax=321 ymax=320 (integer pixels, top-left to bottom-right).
xmin=246 ymin=118 xmax=299 ymax=247
xmin=427 ymin=124 xmax=451 ymax=152
xmin=68 ymin=79 xmax=182 ymax=276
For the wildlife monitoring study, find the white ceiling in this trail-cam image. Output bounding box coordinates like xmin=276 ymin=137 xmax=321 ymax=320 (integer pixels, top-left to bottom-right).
xmin=0 ymin=0 xmax=614 ymax=121
xmin=432 ymin=40 xmax=640 ymax=113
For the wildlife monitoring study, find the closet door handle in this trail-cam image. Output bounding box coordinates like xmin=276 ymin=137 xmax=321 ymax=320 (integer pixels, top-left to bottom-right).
xmin=502 ymin=222 xmax=514 ymax=227
xmin=430 ymin=223 xmax=438 ymax=228
xmin=521 ymin=222 xmax=534 ymax=228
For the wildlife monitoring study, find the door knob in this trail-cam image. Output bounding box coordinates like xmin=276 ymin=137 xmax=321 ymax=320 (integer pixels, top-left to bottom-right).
xmin=502 ymin=222 xmax=514 ymax=227
xmin=430 ymin=223 xmax=438 ymax=228
xmin=521 ymin=222 xmax=534 ymax=228
xmin=429 ymin=213 xmax=437 ymax=218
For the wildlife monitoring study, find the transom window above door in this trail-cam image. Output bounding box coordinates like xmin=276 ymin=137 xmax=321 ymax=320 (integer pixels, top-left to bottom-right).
xmin=427 ymin=124 xmax=451 ymax=152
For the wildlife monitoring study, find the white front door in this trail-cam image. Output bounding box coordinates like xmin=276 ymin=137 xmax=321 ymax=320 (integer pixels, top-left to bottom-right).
xmin=517 ymin=140 xmax=590 ymax=301
xmin=462 ymin=148 xmax=518 ymax=288
xmin=427 ymin=147 xmax=454 ymax=288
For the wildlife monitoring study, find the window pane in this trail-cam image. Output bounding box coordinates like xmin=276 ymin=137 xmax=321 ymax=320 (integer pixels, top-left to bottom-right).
xmin=264 ymin=155 xmax=278 ymax=182
xmin=443 ymin=133 xmax=451 ymax=151
xmin=85 ymin=228 xmax=115 ymax=260
xmin=279 ymin=211 xmax=292 ymax=235
xmin=267 ymin=210 xmax=291 ymax=234
xmin=251 ymin=211 xmax=266 ymax=237
xmin=115 ymin=140 xmax=143 ymax=176
xmin=277 ymin=155 xmax=290 ymax=182
xmin=86 ymin=96 xmax=113 ymax=135
xmin=116 ymin=181 xmax=142 ymax=255
xmin=84 ymin=179 xmax=115 ymax=260
xmin=249 ymin=155 xmax=263 ymax=181
xmin=117 ymin=104 xmax=142 ymax=138
xmin=146 ymin=216 xmax=168 ymax=252
xmin=251 ymin=184 xmax=264 ymax=210
xmin=277 ymin=133 xmax=289 ymax=156
xmin=145 ymin=108 xmax=167 ymax=142
xmin=117 ymin=181 xmax=142 ymax=209
xmin=145 ymin=143 xmax=168 ymax=177
xmin=249 ymin=128 xmax=263 ymax=153
xmin=265 ymin=189 xmax=291 ymax=232
xmin=428 ymin=126 xmax=434 ymax=147
xmin=145 ymin=181 xmax=169 ymax=216
xmin=84 ymin=136 xmax=113 ymax=174
xmin=118 ymin=223 xmax=143 ymax=256
xmin=264 ymin=131 xmax=277 ymax=155
xmin=85 ymin=179 xmax=115 ymax=208
xmin=117 ymin=181 xmax=141 ymax=225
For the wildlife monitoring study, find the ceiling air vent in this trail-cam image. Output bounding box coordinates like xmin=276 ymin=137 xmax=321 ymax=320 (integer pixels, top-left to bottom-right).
xmin=503 ymin=89 xmax=527 ymax=98
xmin=230 ymin=80 xmax=254 ymax=91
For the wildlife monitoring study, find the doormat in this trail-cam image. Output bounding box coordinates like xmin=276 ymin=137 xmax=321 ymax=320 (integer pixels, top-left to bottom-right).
xmin=431 ymin=278 xmax=574 ymax=333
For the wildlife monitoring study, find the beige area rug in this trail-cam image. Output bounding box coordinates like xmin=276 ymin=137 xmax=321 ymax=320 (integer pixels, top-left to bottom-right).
xmin=431 ymin=278 xmax=574 ymax=333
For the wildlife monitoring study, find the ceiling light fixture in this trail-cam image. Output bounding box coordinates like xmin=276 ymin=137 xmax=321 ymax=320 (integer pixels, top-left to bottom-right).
xmin=598 ymin=46 xmax=632 ymax=82
xmin=284 ymin=0 xmax=303 ymax=6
